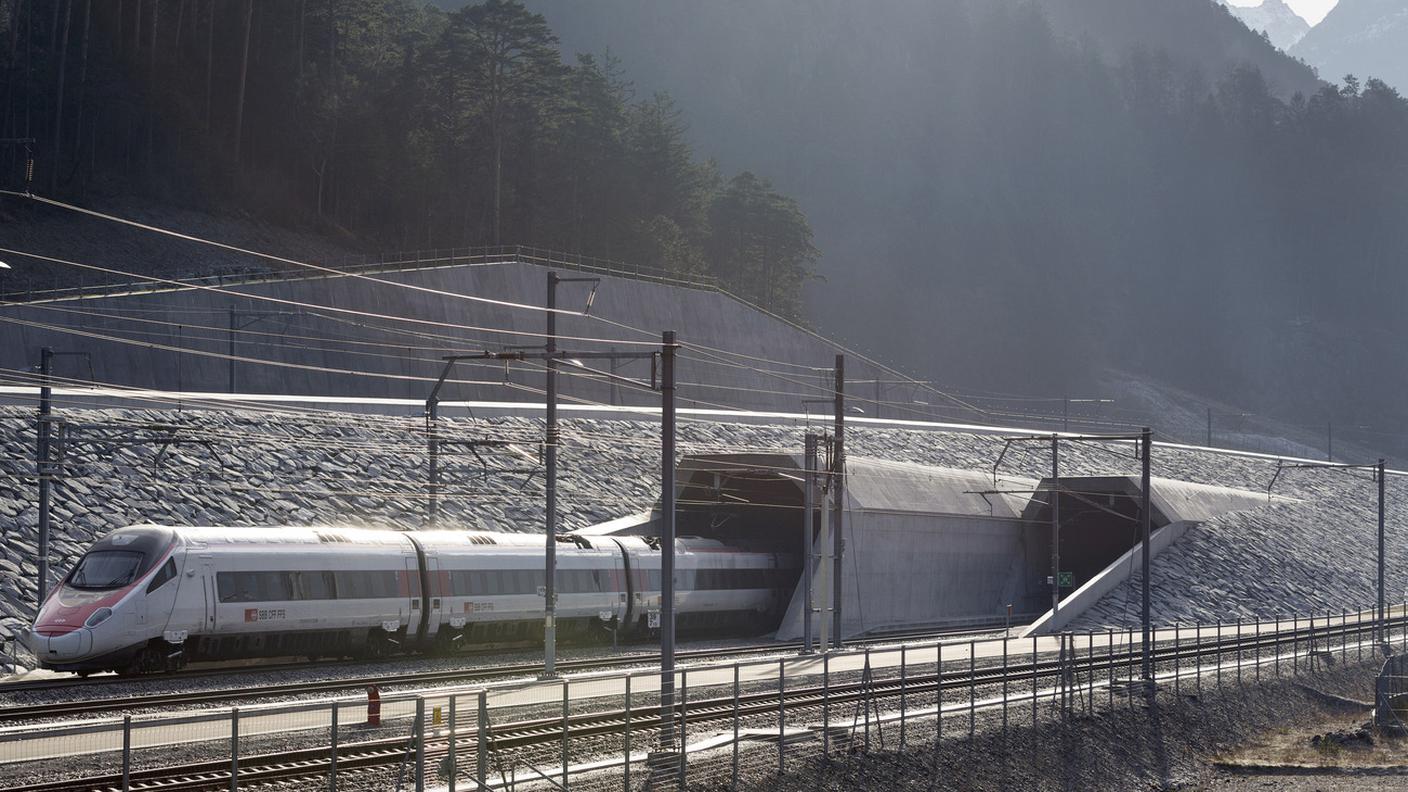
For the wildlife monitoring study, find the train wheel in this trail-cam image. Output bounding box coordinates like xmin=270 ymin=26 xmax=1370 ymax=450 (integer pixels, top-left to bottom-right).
xmin=119 ymin=646 xmax=165 ymax=677
xmin=365 ymin=631 xmax=394 ymax=659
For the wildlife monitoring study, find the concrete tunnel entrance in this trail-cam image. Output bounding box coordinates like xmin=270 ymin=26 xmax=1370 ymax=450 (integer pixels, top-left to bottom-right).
xmin=675 ymin=461 xmax=808 ymax=557
xmin=578 ymin=458 xmax=1275 ymax=639
xmin=674 ymin=457 xmax=808 ymax=634
xmin=1021 ymin=477 xmax=1173 ymax=604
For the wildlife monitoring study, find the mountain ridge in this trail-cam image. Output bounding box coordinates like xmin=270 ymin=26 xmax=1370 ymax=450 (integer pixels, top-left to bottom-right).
xmin=1224 ymin=0 xmax=1312 ymax=50
xmin=1292 ymin=0 xmax=1408 ymax=91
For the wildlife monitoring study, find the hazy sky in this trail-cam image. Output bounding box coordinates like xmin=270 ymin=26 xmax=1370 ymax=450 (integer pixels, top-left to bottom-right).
xmin=1227 ymin=0 xmax=1338 ymax=26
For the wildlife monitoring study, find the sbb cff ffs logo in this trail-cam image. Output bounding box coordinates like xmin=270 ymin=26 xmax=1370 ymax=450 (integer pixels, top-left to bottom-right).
xmin=244 ymin=608 xmax=287 ymax=622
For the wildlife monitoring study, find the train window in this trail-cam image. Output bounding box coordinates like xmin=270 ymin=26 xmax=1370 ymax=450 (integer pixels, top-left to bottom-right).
xmin=333 ymin=572 xmax=357 ymax=599
xmin=218 ymin=571 xmax=259 ymax=602
xmin=333 ymin=571 xmax=398 ymax=599
xmin=266 ymin=572 xmax=296 ymax=601
xmin=70 ymin=550 xmax=144 ymax=590
xmin=145 ymin=558 xmax=178 ymax=593
xmin=379 ymin=571 xmax=400 ymax=598
xmin=299 ymin=571 xmax=337 ymax=600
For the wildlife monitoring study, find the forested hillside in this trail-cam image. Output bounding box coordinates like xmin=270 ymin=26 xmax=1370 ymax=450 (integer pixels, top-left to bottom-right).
xmin=524 ymin=0 xmax=1408 ymax=452
xmin=0 ymin=0 xmax=817 ymax=318
xmin=8 ymin=0 xmax=1408 ymax=456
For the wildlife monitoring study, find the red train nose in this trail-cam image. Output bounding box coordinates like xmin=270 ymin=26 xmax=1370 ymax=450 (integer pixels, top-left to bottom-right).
xmin=27 ymin=627 xmax=94 ymax=660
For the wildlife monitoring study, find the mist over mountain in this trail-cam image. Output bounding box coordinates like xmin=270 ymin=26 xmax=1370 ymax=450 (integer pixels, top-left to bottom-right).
xmin=1292 ymin=0 xmax=1408 ymax=91
xmin=1224 ymin=0 xmax=1312 ymax=49
xmin=8 ymin=0 xmax=1408 ymax=456
xmin=1033 ymin=0 xmax=1319 ymax=95
xmin=520 ymin=0 xmax=1408 ymax=453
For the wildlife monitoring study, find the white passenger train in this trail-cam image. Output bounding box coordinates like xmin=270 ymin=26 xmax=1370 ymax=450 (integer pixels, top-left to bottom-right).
xmin=26 ymin=525 xmax=795 ymax=675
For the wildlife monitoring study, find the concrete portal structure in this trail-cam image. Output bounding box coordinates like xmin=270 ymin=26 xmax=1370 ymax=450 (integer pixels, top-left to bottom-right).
xmin=671 ymin=453 xmax=1043 ymax=640
xmin=1020 ymin=476 xmax=1277 ymax=635
xmin=580 ymin=454 xmax=1278 ymax=642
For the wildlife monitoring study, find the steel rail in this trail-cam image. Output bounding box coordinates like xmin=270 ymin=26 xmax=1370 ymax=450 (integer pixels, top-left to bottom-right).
xmin=0 ymin=624 xmax=1010 ymax=723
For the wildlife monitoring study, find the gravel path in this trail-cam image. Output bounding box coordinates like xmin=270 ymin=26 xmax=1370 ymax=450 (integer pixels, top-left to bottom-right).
xmin=734 ymin=662 xmax=1385 ymax=791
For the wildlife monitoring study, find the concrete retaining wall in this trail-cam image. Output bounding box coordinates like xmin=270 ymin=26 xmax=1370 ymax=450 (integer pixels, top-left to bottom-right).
xmin=0 ymin=260 xmax=898 ymax=413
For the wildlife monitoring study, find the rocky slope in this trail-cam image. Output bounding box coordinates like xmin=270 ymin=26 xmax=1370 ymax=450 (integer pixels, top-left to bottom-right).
xmin=1 ymin=404 xmax=1404 ymax=667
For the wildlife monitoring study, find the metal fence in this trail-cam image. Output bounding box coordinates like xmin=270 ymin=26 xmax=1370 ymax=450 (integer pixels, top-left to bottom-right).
xmin=1 ymin=605 xmax=1401 ymax=792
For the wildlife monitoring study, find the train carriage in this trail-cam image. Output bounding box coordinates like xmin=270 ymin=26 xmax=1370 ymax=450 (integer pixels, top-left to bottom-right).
xmin=190 ymin=527 xmax=421 ymax=663
xmin=416 ymin=531 xmax=630 ymax=646
xmin=27 ymin=524 xmax=797 ymax=675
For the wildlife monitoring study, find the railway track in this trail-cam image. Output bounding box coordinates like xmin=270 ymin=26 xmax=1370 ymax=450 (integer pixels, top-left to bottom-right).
xmin=0 ymin=623 xmax=1010 ymax=723
xmin=4 ymin=617 xmax=1390 ymax=792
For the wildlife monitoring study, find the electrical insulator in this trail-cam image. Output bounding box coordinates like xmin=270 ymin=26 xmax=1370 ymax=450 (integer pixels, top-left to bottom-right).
xmin=25 ymin=158 xmax=34 ymax=185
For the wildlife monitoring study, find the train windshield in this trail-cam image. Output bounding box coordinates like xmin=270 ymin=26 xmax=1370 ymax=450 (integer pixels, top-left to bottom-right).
xmin=68 ymin=551 xmax=145 ymax=590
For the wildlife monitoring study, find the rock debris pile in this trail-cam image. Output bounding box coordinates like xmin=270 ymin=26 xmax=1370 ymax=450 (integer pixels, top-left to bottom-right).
xmin=1 ymin=405 xmax=1405 ymax=669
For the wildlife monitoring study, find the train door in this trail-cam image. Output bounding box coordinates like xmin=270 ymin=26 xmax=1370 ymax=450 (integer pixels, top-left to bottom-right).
xmin=201 ymin=556 xmax=217 ymax=633
xmin=611 ymin=539 xmax=636 ymax=628
xmin=132 ymin=586 xmax=149 ymax=628
xmin=608 ymin=552 xmax=627 ymax=623
xmin=424 ymin=553 xmax=443 ymax=639
xmin=144 ymin=551 xmax=184 ymax=629
xmin=403 ymin=554 xmax=422 ymax=640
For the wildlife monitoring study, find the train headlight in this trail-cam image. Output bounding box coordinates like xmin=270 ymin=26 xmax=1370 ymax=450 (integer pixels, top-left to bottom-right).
xmin=85 ymin=608 xmax=113 ymax=628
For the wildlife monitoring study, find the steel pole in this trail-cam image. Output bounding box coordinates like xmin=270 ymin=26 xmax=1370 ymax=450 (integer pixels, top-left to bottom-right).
xmin=1051 ymin=434 xmax=1060 ymax=617
xmin=228 ymin=309 xmax=236 ymax=393
xmin=803 ymin=434 xmax=817 ymax=654
xmin=330 ymin=703 xmax=339 ymax=792
xmin=426 ymin=399 xmax=439 ymax=528
xmin=832 ymin=355 xmax=845 ymax=648
xmin=36 ymin=347 xmax=53 ymax=609
xmin=660 ymin=330 xmax=677 ymax=747
xmin=544 ymin=272 xmax=559 ymax=676
xmin=122 ymin=715 xmax=131 ymax=792
xmin=1379 ymin=458 xmax=1386 ymax=646
xmin=230 ymin=707 xmax=240 ymax=792
xmin=1141 ymin=427 xmax=1153 ymax=681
